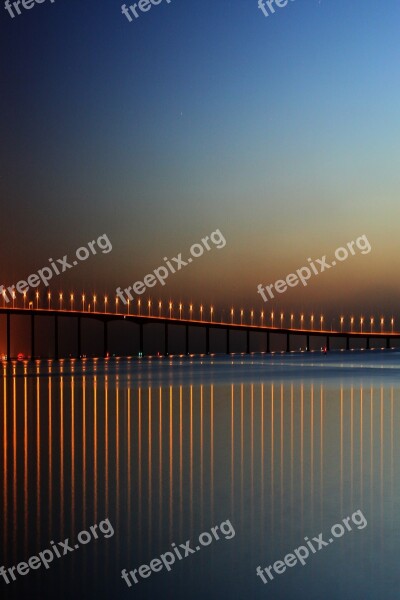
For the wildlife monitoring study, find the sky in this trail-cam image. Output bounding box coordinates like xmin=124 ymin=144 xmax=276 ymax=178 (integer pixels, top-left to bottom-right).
xmin=1 ymin=0 xmax=400 ymax=326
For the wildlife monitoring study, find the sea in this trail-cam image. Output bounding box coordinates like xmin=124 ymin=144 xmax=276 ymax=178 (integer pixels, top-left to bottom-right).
xmin=1 ymin=350 xmax=400 ymax=599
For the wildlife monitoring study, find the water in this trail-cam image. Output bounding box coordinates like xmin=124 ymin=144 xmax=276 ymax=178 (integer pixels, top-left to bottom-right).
xmin=1 ymin=351 xmax=400 ymax=599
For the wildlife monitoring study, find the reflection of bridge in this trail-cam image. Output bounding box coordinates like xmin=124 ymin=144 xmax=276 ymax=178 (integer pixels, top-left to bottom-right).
xmin=1 ymin=306 xmax=399 ymax=361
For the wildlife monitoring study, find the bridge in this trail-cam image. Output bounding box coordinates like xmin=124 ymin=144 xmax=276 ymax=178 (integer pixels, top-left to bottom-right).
xmin=0 ymin=301 xmax=399 ymax=360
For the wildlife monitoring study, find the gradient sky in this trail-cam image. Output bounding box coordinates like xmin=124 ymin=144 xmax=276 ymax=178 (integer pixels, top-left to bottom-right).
xmin=1 ymin=0 xmax=400 ymax=324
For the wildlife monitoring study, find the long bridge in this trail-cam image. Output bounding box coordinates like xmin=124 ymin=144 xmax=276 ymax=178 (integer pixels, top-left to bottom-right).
xmin=0 ymin=302 xmax=399 ymax=360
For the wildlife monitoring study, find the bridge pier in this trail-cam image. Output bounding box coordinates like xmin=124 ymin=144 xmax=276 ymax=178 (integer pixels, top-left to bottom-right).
xmin=206 ymin=326 xmax=210 ymax=355
xmin=286 ymin=333 xmax=290 ymax=353
xmin=7 ymin=312 xmax=11 ymax=361
xmin=306 ymin=334 xmax=310 ymax=352
xmin=366 ymin=337 xmax=370 ymax=350
xmin=346 ymin=336 xmax=350 ymax=351
xmin=326 ymin=336 xmax=330 ymax=352
xmin=267 ymin=331 xmax=270 ymax=353
xmin=139 ymin=322 xmax=144 ymax=356
xmin=164 ymin=323 xmax=168 ymax=356
xmin=185 ymin=325 xmax=189 ymax=355
xmin=77 ymin=316 xmax=81 ymax=359
xmin=31 ymin=313 xmax=35 ymax=360
xmin=54 ymin=315 xmax=59 ymax=360
xmin=387 ymin=337 xmax=391 ymax=349
xmin=103 ymin=320 xmax=108 ymax=358
xmin=246 ymin=330 xmax=250 ymax=354
xmin=226 ymin=328 xmax=230 ymax=354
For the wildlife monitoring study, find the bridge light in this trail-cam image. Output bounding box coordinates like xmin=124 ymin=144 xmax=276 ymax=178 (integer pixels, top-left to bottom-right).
xmin=290 ymin=313 xmax=294 ymax=328
xmin=36 ymin=291 xmax=39 ymax=309
xmin=159 ymin=301 xmax=162 ymax=317
xmin=104 ymin=295 xmax=108 ymax=312
xmin=271 ymin=311 xmax=274 ymax=327
xmin=23 ymin=291 xmax=27 ymax=309
xmin=320 ymin=315 xmax=324 ymax=331
xmin=93 ymin=295 xmax=96 ymax=312
xmin=59 ymin=293 xmax=63 ymax=310
xmin=210 ymin=306 xmax=214 ymax=322
xmin=300 ymin=314 xmax=304 ymax=329
xmin=70 ymin=293 xmax=74 ymax=311
xmin=280 ymin=312 xmax=284 ymax=328
xmin=240 ymin=309 xmax=243 ymax=325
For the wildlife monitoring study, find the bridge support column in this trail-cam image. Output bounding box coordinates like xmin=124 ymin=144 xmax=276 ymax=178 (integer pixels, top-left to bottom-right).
xmin=185 ymin=325 xmax=189 ymax=355
xmin=7 ymin=312 xmax=11 ymax=361
xmin=164 ymin=323 xmax=168 ymax=356
xmin=387 ymin=337 xmax=391 ymax=349
xmin=139 ymin=322 xmax=144 ymax=356
xmin=31 ymin=313 xmax=35 ymax=360
xmin=306 ymin=334 xmax=310 ymax=352
xmin=77 ymin=316 xmax=81 ymax=359
xmin=366 ymin=337 xmax=370 ymax=350
xmin=286 ymin=333 xmax=290 ymax=353
xmin=246 ymin=330 xmax=250 ymax=354
xmin=103 ymin=321 xmax=108 ymax=358
xmin=226 ymin=329 xmax=230 ymax=355
xmin=326 ymin=336 xmax=330 ymax=352
xmin=206 ymin=327 xmax=210 ymax=355
xmin=54 ymin=315 xmax=59 ymax=360
xmin=346 ymin=336 xmax=350 ymax=351
xmin=267 ymin=331 xmax=270 ymax=353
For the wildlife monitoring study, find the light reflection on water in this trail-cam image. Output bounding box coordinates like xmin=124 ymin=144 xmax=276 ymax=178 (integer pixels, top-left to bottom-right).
xmin=1 ymin=355 xmax=400 ymax=599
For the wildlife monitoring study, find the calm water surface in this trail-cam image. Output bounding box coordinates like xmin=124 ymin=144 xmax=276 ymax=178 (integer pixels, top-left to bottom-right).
xmin=1 ymin=352 xmax=400 ymax=599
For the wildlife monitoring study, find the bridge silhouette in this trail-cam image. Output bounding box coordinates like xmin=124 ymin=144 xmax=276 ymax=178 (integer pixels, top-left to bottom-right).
xmin=1 ymin=303 xmax=399 ymax=361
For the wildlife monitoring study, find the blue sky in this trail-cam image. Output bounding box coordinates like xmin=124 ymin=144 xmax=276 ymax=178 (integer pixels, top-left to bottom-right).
xmin=1 ymin=0 xmax=399 ymax=318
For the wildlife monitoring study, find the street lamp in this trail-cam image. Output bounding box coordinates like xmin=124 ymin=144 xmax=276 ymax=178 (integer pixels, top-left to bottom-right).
xmin=189 ymin=304 xmax=193 ymax=320
xmin=240 ymin=309 xmax=243 ymax=325
xmin=311 ymin=314 xmax=314 ymax=329
xmin=200 ymin=305 xmax=203 ymax=321
xmin=93 ymin=295 xmax=96 ymax=312
xmin=391 ymin=317 xmax=394 ymax=334
xmin=104 ymin=295 xmax=108 ymax=312
xmin=12 ymin=291 xmax=16 ymax=309
xmin=261 ymin=311 xmax=264 ymax=326
xmin=350 ymin=316 xmax=354 ymax=332
xmin=370 ymin=317 xmax=374 ymax=333
xmin=23 ymin=291 xmax=27 ymax=309
xmin=290 ymin=313 xmax=294 ymax=329
xmin=47 ymin=292 xmax=51 ymax=310
xmin=380 ymin=317 xmax=384 ymax=333
xmin=340 ymin=316 xmax=344 ymax=333
xmin=271 ymin=311 xmax=274 ymax=328
xmin=300 ymin=314 xmax=304 ymax=329
xmin=36 ymin=291 xmax=39 ymax=310
xmin=138 ymin=299 xmax=141 ymax=316
xmin=148 ymin=299 xmax=151 ymax=316
xmin=115 ymin=297 xmax=119 ymax=314
xmin=320 ymin=315 xmax=324 ymax=331
xmin=159 ymin=301 xmax=162 ymax=317
xmin=360 ymin=317 xmax=364 ymax=333
xmin=231 ymin=308 xmax=234 ymax=324
xmin=59 ymin=293 xmax=63 ymax=311
xmin=251 ymin=310 xmax=254 ymax=325
xmin=70 ymin=293 xmax=74 ymax=311
xmin=179 ymin=303 xmax=182 ymax=320
xmin=169 ymin=302 xmax=173 ymax=319
xmin=82 ymin=294 xmax=85 ymax=312
xmin=280 ymin=312 xmax=283 ymax=329
xmin=210 ymin=306 xmax=214 ymax=322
